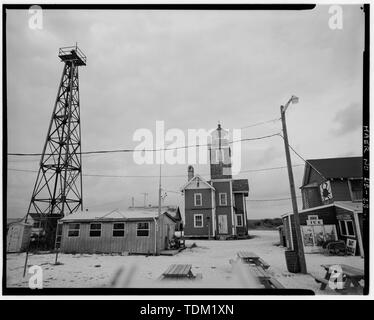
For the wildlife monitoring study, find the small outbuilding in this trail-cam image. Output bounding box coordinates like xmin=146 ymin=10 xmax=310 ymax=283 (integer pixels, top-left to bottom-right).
xmin=281 ymin=156 xmax=364 ymax=257
xmin=7 ymin=221 xmax=32 ymax=253
xmin=59 ymin=208 xmax=177 ymax=255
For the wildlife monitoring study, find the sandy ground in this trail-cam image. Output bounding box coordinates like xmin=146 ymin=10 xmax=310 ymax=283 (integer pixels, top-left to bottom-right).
xmin=6 ymin=230 xmax=364 ymax=294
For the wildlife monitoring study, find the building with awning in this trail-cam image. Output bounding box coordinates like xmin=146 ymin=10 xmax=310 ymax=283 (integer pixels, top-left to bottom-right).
xmin=281 ymin=157 xmax=364 ymax=257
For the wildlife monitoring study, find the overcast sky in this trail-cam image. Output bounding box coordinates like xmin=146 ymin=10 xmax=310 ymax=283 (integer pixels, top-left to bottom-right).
xmin=6 ymin=6 xmax=364 ymax=219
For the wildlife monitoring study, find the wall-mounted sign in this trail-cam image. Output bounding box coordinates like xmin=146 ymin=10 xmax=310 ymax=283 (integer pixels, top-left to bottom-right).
xmin=320 ymin=181 xmax=333 ymax=202
xmin=346 ymin=239 xmax=357 ymax=256
xmin=306 ymin=215 xmax=323 ymax=226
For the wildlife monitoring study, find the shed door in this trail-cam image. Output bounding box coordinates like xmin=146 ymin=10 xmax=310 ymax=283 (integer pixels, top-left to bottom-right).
xmin=218 ymin=215 xmax=228 ymax=234
xmin=7 ymin=225 xmax=21 ymax=252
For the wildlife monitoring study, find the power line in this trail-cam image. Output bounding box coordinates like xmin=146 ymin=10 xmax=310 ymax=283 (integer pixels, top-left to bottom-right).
xmin=7 ymin=132 xmax=280 ymax=157
xmin=240 ymin=118 xmax=280 ymax=130
xmin=279 ymin=134 xmax=327 ymax=181
xmin=7 ymin=163 xmax=304 ymax=178
xmin=247 ymin=196 xmax=302 ymax=202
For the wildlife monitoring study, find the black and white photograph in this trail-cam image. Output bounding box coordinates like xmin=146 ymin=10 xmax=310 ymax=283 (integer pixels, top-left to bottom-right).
xmin=2 ymin=2 xmax=369 ymax=299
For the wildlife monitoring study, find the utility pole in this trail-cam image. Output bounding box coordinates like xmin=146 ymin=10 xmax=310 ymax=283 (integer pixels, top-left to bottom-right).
xmin=280 ymin=96 xmax=307 ymax=274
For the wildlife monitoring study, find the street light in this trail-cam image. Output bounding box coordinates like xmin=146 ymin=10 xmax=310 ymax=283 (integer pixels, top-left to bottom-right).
xmin=280 ymin=95 xmax=307 ymax=274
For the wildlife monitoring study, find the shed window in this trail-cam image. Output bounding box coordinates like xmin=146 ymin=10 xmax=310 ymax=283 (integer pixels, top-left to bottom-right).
xmin=89 ymin=223 xmax=102 ymax=237
xmin=137 ymin=222 xmax=150 ymax=237
xmin=219 ymin=193 xmax=227 ymax=206
xmin=194 ymin=214 xmax=203 ymax=228
xmin=113 ymin=223 xmax=125 ymax=237
xmin=68 ymin=223 xmax=80 ymax=237
xmin=339 ymin=220 xmax=355 ymax=237
xmin=194 ymin=193 xmax=202 ymax=206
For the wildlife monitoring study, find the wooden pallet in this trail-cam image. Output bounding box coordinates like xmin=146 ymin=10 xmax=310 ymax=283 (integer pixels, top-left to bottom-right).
xmin=162 ymin=264 xmax=194 ymax=278
xmin=257 ymin=258 xmax=270 ymax=270
xmin=237 ymin=251 xmax=270 ymax=270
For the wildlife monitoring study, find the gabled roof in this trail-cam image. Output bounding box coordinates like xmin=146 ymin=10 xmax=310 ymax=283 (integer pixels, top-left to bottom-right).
xmin=180 ymin=174 xmax=215 ymax=191
xmin=60 ymin=208 xmax=162 ymax=222
xmin=7 ymin=217 xmax=25 ymax=226
xmin=302 ymin=156 xmax=362 ymax=187
xmin=160 ymin=207 xmax=182 ymax=222
xmin=164 ymin=207 xmax=182 ymax=222
xmin=232 ymin=179 xmax=249 ymax=193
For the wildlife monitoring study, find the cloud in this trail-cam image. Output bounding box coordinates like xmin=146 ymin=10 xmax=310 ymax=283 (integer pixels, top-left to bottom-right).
xmin=6 ymin=6 xmax=364 ymax=219
xmin=331 ymin=103 xmax=362 ymax=135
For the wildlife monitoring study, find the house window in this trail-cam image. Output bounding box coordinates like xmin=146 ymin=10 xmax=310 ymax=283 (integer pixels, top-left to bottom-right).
xmin=236 ymin=214 xmax=244 ymax=227
xmin=137 ymin=222 xmax=150 ymax=237
xmin=68 ymin=223 xmax=80 ymax=237
xmin=339 ymin=220 xmax=355 ymax=237
xmin=113 ymin=223 xmax=125 ymax=237
xmin=194 ymin=214 xmax=203 ymax=228
xmin=349 ymin=179 xmax=362 ymax=201
xmin=194 ymin=193 xmax=202 ymax=206
xmin=219 ymin=193 xmax=227 ymax=206
xmin=89 ymin=223 xmax=102 ymax=237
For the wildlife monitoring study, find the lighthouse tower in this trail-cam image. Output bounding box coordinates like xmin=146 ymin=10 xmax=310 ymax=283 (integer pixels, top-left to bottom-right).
xmin=209 ymin=123 xmax=232 ymax=180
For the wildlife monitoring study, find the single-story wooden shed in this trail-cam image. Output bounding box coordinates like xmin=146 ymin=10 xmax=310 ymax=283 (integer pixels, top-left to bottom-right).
xmin=59 ymin=209 xmax=177 ymax=255
xmin=7 ymin=221 xmax=32 ymax=253
xmin=281 ymin=201 xmax=364 ymax=257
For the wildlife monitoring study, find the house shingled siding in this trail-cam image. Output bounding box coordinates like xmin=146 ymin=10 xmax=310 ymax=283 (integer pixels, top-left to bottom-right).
xmin=183 ymin=188 xmax=214 ymax=237
xmin=212 ymin=180 xmax=234 ymax=236
xmin=234 ymin=193 xmax=247 ymax=236
xmin=330 ymin=180 xmax=352 ymax=201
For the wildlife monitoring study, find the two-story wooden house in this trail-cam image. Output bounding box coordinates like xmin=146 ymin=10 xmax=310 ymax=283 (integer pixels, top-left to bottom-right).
xmin=282 ymin=157 xmax=364 ymax=257
xmin=181 ymin=124 xmax=249 ymax=239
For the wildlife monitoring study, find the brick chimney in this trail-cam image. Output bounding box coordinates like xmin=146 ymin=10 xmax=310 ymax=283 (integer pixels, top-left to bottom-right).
xmin=188 ymin=165 xmax=194 ymax=181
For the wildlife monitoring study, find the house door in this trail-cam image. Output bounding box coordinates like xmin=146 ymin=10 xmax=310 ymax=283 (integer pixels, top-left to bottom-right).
xmin=218 ymin=215 xmax=228 ymax=234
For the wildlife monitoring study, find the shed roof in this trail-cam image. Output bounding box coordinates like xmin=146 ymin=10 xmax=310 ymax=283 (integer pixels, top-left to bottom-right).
xmin=334 ymin=201 xmax=363 ymax=213
xmin=281 ymin=201 xmax=362 ymax=218
xmin=60 ymin=208 xmax=161 ymax=222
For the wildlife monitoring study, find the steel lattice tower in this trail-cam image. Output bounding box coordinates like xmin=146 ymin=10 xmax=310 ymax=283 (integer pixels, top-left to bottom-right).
xmin=26 ymin=45 xmax=86 ymax=249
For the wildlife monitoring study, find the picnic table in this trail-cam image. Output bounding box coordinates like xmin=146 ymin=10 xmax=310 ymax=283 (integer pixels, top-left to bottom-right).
xmin=232 ymin=252 xmax=283 ymax=289
xmin=237 ymin=251 xmax=270 ymax=270
xmin=162 ymin=264 xmax=194 ymax=279
xmin=314 ymin=264 xmax=364 ymax=292
xmin=248 ymin=266 xmax=285 ymax=289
